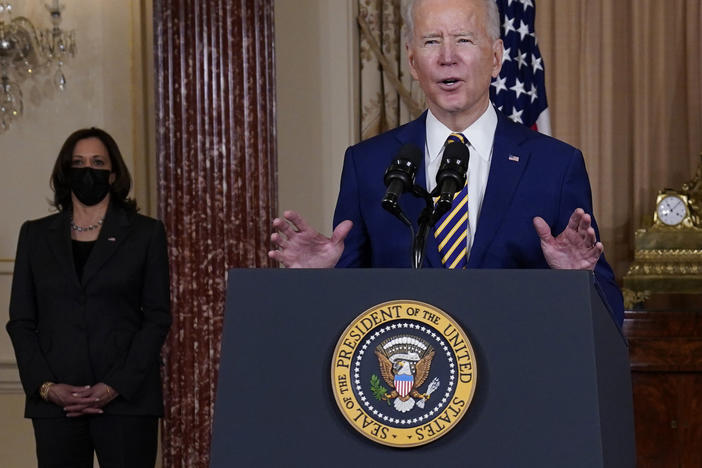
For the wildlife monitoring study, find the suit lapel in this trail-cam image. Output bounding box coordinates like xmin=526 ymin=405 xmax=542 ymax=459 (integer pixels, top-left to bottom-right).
xmin=47 ymin=212 xmax=81 ymax=288
xmin=393 ymin=112 xmax=443 ymax=268
xmin=81 ymin=204 xmax=131 ymax=286
xmin=468 ymin=113 xmax=531 ymax=268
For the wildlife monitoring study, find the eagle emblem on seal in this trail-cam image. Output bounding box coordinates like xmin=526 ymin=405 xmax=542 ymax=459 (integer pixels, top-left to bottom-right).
xmin=374 ymin=334 xmax=436 ymax=413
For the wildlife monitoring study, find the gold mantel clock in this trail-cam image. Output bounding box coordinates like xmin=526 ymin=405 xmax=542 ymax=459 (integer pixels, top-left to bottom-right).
xmin=622 ymin=154 xmax=702 ymax=308
xmin=654 ymin=191 xmax=692 ymax=227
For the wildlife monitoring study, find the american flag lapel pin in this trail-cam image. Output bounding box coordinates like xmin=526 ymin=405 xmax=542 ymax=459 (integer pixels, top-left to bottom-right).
xmin=508 ymin=154 xmax=520 ymax=162
xmin=107 ymin=237 xmax=116 ymax=242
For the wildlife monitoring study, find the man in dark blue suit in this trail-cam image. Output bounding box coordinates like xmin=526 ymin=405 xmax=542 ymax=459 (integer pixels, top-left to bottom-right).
xmin=269 ymin=0 xmax=624 ymax=326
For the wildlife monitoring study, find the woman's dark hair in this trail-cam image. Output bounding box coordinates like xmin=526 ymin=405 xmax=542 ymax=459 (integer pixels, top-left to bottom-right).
xmin=50 ymin=127 xmax=138 ymax=212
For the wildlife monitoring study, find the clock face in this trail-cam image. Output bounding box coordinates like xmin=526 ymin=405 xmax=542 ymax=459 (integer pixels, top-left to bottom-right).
xmin=656 ymin=195 xmax=687 ymax=226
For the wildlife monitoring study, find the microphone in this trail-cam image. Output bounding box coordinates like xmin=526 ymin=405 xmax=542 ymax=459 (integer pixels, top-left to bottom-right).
xmin=381 ymin=143 xmax=423 ymax=214
xmin=432 ymin=140 xmax=469 ymax=219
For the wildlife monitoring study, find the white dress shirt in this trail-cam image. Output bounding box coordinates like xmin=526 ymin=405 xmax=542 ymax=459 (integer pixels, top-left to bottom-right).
xmin=424 ymin=105 xmax=498 ymax=257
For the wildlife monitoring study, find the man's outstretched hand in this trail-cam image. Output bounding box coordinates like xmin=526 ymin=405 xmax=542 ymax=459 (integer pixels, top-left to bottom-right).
xmin=268 ymin=210 xmax=352 ymax=268
xmin=533 ymin=208 xmax=603 ymax=271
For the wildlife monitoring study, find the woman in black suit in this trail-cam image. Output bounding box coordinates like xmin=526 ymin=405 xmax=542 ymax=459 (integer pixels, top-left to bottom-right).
xmin=6 ymin=128 xmax=171 ymax=468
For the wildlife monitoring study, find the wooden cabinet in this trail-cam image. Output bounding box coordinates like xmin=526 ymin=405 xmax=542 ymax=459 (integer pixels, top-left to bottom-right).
xmin=624 ymin=300 xmax=702 ymax=467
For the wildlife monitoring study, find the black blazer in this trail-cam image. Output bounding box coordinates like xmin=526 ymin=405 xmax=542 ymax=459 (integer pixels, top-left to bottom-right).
xmin=6 ymin=203 xmax=171 ymax=418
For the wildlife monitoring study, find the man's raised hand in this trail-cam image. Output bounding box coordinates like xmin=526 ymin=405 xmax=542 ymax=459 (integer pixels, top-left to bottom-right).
xmin=268 ymin=210 xmax=352 ymax=268
xmin=533 ymin=208 xmax=603 ymax=271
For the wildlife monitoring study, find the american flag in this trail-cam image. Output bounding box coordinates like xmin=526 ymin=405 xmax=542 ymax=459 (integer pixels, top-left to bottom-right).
xmin=490 ymin=0 xmax=551 ymax=134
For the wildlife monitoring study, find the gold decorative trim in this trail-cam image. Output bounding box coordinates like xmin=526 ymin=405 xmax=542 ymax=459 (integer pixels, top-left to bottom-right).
xmin=681 ymin=153 xmax=702 ymax=226
xmin=633 ymin=249 xmax=702 ymax=261
xmin=627 ymin=248 xmax=702 ymax=276
xmin=626 ymin=263 xmax=702 ymax=275
xmin=622 ymin=288 xmax=650 ymax=309
xmin=647 ymin=223 xmax=702 ymax=232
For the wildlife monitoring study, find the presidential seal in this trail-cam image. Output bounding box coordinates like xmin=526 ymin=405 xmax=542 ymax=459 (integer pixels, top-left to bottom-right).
xmin=331 ymin=300 xmax=477 ymax=448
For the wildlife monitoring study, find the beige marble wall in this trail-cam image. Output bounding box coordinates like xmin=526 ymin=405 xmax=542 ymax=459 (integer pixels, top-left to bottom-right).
xmin=0 ymin=1 xmax=153 ymax=465
xmin=275 ymin=0 xmax=359 ymax=236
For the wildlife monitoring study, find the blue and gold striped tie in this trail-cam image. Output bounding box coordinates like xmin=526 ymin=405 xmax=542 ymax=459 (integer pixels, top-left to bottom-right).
xmin=434 ymin=133 xmax=469 ymax=269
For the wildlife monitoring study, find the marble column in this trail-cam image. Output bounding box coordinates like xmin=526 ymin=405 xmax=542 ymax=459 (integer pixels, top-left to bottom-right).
xmin=153 ymin=0 xmax=276 ymax=466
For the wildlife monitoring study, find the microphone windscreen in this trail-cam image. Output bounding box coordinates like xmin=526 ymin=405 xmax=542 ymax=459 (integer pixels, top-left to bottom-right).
xmin=395 ymin=143 xmax=423 ymax=166
xmin=443 ymin=139 xmax=470 ymax=166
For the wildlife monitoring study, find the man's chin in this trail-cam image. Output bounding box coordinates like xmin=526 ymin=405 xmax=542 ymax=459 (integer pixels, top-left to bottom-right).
xmin=429 ymin=99 xmax=470 ymax=117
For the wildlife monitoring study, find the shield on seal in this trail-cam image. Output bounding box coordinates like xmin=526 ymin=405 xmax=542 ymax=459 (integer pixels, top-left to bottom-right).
xmin=394 ymin=374 xmax=414 ymax=398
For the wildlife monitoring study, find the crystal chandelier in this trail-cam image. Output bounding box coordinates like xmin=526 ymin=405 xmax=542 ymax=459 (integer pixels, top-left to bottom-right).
xmin=0 ymin=0 xmax=76 ymax=133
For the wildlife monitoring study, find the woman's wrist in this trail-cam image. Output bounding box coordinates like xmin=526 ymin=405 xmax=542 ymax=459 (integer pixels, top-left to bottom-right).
xmin=39 ymin=381 xmax=54 ymax=401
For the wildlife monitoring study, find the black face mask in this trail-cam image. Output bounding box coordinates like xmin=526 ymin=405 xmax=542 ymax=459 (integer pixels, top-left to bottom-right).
xmin=69 ymin=167 xmax=112 ymax=206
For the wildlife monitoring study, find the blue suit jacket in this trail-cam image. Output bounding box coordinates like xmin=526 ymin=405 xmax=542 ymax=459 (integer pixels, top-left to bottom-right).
xmin=333 ymin=110 xmax=624 ymax=326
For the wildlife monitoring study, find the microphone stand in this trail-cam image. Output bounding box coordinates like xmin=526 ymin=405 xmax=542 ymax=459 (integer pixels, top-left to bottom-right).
xmin=409 ymin=184 xmax=434 ymax=269
xmin=384 ymin=185 xmax=450 ymax=269
xmin=383 ymin=203 xmax=415 ymax=263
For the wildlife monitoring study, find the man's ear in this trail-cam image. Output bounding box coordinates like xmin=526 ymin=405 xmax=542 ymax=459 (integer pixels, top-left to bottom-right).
xmin=407 ymin=42 xmax=419 ymax=81
xmin=491 ymin=38 xmax=503 ymax=78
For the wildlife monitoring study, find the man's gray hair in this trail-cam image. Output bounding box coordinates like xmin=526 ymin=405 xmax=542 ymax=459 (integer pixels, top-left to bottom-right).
xmin=403 ymin=0 xmax=501 ymax=43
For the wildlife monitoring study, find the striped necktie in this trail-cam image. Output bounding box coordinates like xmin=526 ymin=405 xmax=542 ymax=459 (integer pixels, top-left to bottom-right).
xmin=434 ymin=133 xmax=469 ymax=269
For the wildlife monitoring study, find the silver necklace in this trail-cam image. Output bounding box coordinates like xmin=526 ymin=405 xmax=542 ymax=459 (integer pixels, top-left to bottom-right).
xmin=70 ymin=217 xmax=104 ymax=232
